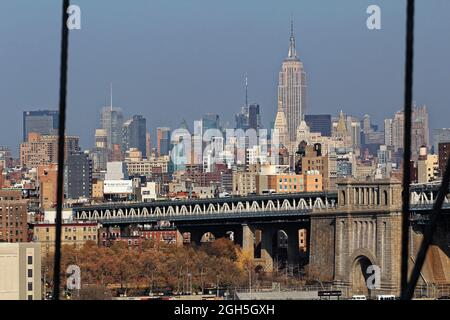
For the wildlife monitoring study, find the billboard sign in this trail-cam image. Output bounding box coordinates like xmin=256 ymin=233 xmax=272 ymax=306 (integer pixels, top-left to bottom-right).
xmin=104 ymin=180 xmax=133 ymax=194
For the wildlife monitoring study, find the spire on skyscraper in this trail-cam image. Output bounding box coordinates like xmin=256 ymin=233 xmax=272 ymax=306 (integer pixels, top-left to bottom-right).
xmin=336 ymin=110 xmax=348 ymax=134
xmin=110 ymin=82 xmax=113 ymax=111
xmin=288 ymin=17 xmax=297 ymax=59
xmin=245 ymin=74 xmax=248 ymax=108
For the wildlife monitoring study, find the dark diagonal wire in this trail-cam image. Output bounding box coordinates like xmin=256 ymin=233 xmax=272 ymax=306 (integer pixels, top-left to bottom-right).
xmin=52 ymin=0 xmax=70 ymax=300
xmin=400 ymin=0 xmax=415 ymax=300
xmin=403 ymin=157 xmax=450 ymax=299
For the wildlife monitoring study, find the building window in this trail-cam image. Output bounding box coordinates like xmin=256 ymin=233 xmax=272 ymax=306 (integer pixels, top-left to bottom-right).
xmin=28 ymin=269 xmax=33 ymax=277
xmin=28 ymin=295 xmax=33 ymax=301
xmin=28 ymin=282 xmax=33 ymax=291
xmin=28 ymin=256 xmax=33 ymax=265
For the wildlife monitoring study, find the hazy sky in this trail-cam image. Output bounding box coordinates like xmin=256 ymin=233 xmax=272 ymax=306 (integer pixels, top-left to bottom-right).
xmin=1 ymin=0 xmax=450 ymax=154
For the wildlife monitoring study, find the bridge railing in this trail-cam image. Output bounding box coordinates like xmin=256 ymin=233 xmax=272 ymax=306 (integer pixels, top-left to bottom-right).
xmin=74 ymin=196 xmax=338 ymax=222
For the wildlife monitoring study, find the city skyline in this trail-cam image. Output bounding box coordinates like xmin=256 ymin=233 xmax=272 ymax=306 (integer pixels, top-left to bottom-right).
xmin=1 ymin=1 xmax=450 ymax=302
xmin=1 ymin=1 xmax=449 ymax=154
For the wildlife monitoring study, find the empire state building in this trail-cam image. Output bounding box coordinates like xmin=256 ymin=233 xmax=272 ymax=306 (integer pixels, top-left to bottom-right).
xmin=277 ymin=20 xmax=307 ymax=142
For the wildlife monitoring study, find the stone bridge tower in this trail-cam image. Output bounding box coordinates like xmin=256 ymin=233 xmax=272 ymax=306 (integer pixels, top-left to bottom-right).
xmin=309 ymin=178 xmax=403 ymax=296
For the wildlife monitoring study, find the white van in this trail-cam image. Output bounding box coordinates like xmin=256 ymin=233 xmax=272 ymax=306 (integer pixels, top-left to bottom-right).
xmin=377 ymin=295 xmax=396 ymax=300
xmin=351 ymin=295 xmax=367 ymax=300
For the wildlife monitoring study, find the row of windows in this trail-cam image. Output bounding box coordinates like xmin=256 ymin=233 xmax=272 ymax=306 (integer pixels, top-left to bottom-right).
xmin=279 ymin=185 xmax=302 ymax=190
xmin=279 ymin=178 xmax=299 ymax=183
xmin=0 ymin=207 xmax=23 ymax=211
xmin=64 ymin=235 xmax=97 ymax=241
xmin=0 ymin=222 xmax=24 ymax=227
xmin=0 ymin=238 xmax=24 ymax=242
xmin=0 ymin=229 xmax=24 ymax=235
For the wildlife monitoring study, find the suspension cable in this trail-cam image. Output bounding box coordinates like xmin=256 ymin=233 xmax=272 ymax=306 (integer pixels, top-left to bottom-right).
xmin=400 ymin=0 xmax=415 ymax=300
xmin=52 ymin=0 xmax=70 ymax=300
xmin=403 ymin=157 xmax=450 ymax=299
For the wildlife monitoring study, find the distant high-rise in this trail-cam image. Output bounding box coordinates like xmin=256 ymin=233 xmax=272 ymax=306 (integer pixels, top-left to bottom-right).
xmin=65 ymin=152 xmax=92 ymax=200
xmin=304 ymin=115 xmax=331 ymax=136
xmin=384 ymin=119 xmax=394 ymax=147
xmin=91 ymin=129 xmax=109 ymax=172
xmin=273 ymin=100 xmax=289 ymax=148
xmin=438 ymin=142 xmax=450 ymax=177
xmin=277 ymin=20 xmax=307 ymax=141
xmin=100 ymin=105 xmax=124 ymax=150
xmin=89 ymin=147 xmax=109 ymax=172
xmin=236 ymin=104 xmax=261 ymax=131
xmin=392 ymin=111 xmax=405 ymax=152
xmin=23 ymin=110 xmax=59 ymax=142
xmin=383 ymin=111 xmax=404 ymax=152
xmin=411 ymin=105 xmax=429 ymax=155
xmin=235 ymin=76 xmax=261 ymax=131
xmin=95 ymin=129 xmax=108 ymax=149
xmin=202 ymin=114 xmax=221 ymax=134
xmin=20 ymin=133 xmax=79 ymax=168
xmin=146 ymin=132 xmax=151 ymax=158
xmin=433 ymin=128 xmax=450 ymax=154
xmin=385 ymin=105 xmax=429 ymax=157
xmin=157 ymin=127 xmax=171 ymax=156
xmin=122 ymin=115 xmax=147 ymax=153
xmin=362 ymin=114 xmax=372 ymax=135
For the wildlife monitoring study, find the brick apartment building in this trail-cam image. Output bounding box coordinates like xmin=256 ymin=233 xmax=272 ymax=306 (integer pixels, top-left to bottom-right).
xmin=0 ymin=189 xmax=28 ymax=243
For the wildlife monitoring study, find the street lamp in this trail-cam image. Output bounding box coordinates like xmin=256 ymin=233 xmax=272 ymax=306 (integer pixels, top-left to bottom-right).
xmin=216 ymin=275 xmax=219 ymax=298
xmin=187 ymin=273 xmax=192 ymax=295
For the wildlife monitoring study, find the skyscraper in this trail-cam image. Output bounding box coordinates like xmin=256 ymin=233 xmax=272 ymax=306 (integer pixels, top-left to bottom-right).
xmin=304 ymin=115 xmax=331 ymax=136
xmin=23 ymin=110 xmax=59 ymax=142
xmin=235 ymin=76 xmax=261 ymax=132
xmin=122 ymin=115 xmax=147 ymax=153
xmin=385 ymin=105 xmax=429 ymax=157
xmin=157 ymin=127 xmax=171 ymax=156
xmin=392 ymin=111 xmax=405 ymax=152
xmin=95 ymin=129 xmax=108 ymax=149
xmin=277 ymin=20 xmax=307 ymax=142
xmin=411 ymin=105 xmax=429 ymax=156
xmin=236 ymin=104 xmax=261 ymax=131
xmin=273 ymin=100 xmax=289 ymax=148
xmin=100 ymin=106 xmax=124 ymax=150
xmin=65 ymin=152 xmax=93 ymax=200
xmin=202 ymin=114 xmax=221 ymax=134
xmin=384 ymin=118 xmax=394 ymax=147
xmin=146 ymin=132 xmax=152 ymax=158
xmin=433 ymin=128 xmax=450 ymax=154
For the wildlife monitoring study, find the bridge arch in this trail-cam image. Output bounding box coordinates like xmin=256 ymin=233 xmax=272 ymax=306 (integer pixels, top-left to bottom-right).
xmin=272 ymin=230 xmax=289 ymax=270
xmin=349 ymin=249 xmax=378 ymax=297
xmin=351 ymin=255 xmax=373 ymax=296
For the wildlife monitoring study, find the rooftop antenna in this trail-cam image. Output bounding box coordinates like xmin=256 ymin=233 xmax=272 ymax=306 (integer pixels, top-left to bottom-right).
xmin=110 ymin=82 xmax=113 ymax=111
xmin=288 ymin=14 xmax=297 ymax=58
xmin=245 ymin=74 xmax=248 ymax=108
xmin=291 ymin=13 xmax=294 ymax=36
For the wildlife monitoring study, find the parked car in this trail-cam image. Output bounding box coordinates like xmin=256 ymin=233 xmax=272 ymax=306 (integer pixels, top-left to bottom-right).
xmin=351 ymin=295 xmax=367 ymax=300
xmin=376 ymin=295 xmax=396 ymax=300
